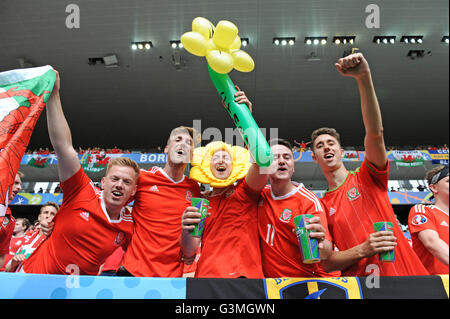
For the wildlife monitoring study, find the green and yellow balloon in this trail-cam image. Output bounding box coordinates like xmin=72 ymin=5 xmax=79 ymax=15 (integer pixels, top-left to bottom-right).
xmin=181 ymin=17 xmax=273 ymax=167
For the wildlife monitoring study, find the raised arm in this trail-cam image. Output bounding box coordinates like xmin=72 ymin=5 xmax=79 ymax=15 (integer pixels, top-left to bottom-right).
xmin=46 ymin=70 xmax=81 ymax=182
xmin=335 ymin=53 xmax=387 ymax=169
xmin=233 ymin=88 xmax=269 ymax=192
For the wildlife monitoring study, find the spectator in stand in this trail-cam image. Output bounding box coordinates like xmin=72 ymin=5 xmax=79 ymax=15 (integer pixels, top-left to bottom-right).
xmin=120 ymin=126 xmax=201 ymax=277
xmin=20 ymin=70 xmax=139 ymax=275
xmin=294 ymin=139 xmax=311 ymax=152
xmin=54 ymin=184 xmax=61 ymax=193
xmin=257 ymin=139 xmax=336 ymax=278
xmin=29 ymin=220 xmax=40 ymax=235
xmin=417 ymin=184 xmax=426 ymax=192
xmin=310 ymin=52 xmax=428 ymax=276
xmin=5 ymin=202 xmax=59 ymax=272
xmin=180 ymin=90 xmax=269 ymax=279
xmin=181 ymin=140 xmax=268 ymax=278
xmin=0 ymin=172 xmax=23 ymax=269
xmin=0 ymin=217 xmax=30 ymax=271
xmin=408 ymin=165 xmax=449 ymax=274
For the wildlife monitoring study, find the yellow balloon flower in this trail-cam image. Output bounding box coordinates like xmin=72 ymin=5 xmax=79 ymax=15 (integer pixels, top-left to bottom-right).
xmin=212 ymin=20 xmax=239 ymax=50
xmin=206 ymin=50 xmax=234 ymax=74
xmin=192 ymin=17 xmax=215 ymax=40
xmin=180 ymin=32 xmax=207 ymax=57
xmin=180 ymin=17 xmax=255 ymax=74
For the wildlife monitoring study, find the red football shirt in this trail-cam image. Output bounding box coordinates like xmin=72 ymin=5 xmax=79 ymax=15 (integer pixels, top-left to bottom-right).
xmin=195 ymin=179 xmax=264 ymax=278
xmin=0 ymin=208 xmax=15 ymax=256
xmin=408 ymin=204 xmax=449 ymax=275
xmin=122 ymin=167 xmax=200 ymax=277
xmin=22 ymin=168 xmax=134 ymax=275
xmin=321 ymin=159 xmax=429 ymax=276
xmin=0 ymin=235 xmax=26 ymax=270
xmin=258 ymin=182 xmax=338 ymax=278
xmin=102 ymin=246 xmax=125 ymax=272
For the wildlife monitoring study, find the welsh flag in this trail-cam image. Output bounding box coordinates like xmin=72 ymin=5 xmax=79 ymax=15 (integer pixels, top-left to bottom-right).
xmin=27 ymin=156 xmax=49 ymax=168
xmin=392 ymin=150 xmax=425 ymax=167
xmin=0 ymin=66 xmax=55 ymax=217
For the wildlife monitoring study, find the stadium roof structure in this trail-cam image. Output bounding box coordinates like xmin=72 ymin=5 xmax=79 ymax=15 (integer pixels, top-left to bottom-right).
xmin=1 ymin=0 xmax=448 ymax=152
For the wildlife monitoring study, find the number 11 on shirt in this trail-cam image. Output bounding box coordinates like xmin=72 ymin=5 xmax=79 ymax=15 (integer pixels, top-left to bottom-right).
xmin=266 ymin=224 xmax=275 ymax=246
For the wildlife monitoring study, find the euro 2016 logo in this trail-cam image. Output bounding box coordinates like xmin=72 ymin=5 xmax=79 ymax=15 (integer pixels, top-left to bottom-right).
xmin=265 ymin=277 xmax=363 ymax=299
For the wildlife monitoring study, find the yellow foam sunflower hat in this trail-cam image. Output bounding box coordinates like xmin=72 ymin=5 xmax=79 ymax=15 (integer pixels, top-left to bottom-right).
xmin=189 ymin=141 xmax=251 ymax=188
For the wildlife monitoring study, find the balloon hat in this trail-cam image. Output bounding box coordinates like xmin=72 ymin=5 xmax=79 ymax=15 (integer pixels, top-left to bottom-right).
xmin=181 ymin=17 xmax=273 ymax=167
xmin=189 ymin=141 xmax=251 ymax=188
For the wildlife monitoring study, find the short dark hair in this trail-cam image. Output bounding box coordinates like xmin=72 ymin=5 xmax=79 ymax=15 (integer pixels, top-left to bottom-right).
xmin=311 ymin=127 xmax=341 ymax=151
xmin=40 ymin=201 xmax=60 ymax=214
xmin=16 ymin=217 xmax=31 ymax=230
xmin=269 ymin=138 xmax=293 ymax=152
xmin=426 ymin=165 xmax=448 ymax=187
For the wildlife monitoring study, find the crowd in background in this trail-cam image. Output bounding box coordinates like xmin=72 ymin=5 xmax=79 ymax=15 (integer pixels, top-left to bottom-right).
xmin=24 ymin=143 xmax=449 ymax=155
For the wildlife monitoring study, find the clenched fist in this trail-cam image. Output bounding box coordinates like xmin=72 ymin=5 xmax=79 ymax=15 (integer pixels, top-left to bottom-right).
xmin=335 ymin=53 xmax=371 ymax=80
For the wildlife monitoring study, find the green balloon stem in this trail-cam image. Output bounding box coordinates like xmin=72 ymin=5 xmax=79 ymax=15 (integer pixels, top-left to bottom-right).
xmin=207 ymin=65 xmax=273 ymax=167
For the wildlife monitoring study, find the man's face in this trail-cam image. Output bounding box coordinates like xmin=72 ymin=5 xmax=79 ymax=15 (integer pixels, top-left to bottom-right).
xmin=311 ymin=134 xmax=344 ymax=170
xmin=431 ymin=176 xmax=449 ymax=203
xmin=101 ymin=165 xmax=138 ymax=209
xmin=210 ymin=150 xmax=233 ymax=180
xmin=9 ymin=173 xmax=22 ymax=201
xmin=165 ymin=132 xmax=193 ymax=165
xmin=270 ymin=144 xmax=295 ymax=182
xmin=13 ymin=219 xmax=26 ymax=235
xmin=38 ymin=205 xmax=58 ymax=225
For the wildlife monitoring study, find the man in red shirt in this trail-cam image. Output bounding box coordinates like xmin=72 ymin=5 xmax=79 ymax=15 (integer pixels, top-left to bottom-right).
xmin=5 ymin=202 xmax=58 ymax=272
xmin=21 ymin=70 xmax=139 ymax=275
xmin=120 ymin=126 xmax=201 ymax=277
xmin=182 ymin=141 xmax=267 ymax=278
xmin=0 ymin=172 xmax=23 ymax=268
xmin=258 ymin=138 xmax=336 ymax=278
xmin=0 ymin=217 xmax=30 ymax=271
xmin=310 ymin=53 xmax=428 ymax=276
xmin=180 ymin=90 xmax=270 ymax=278
xmin=408 ymin=165 xmax=449 ymax=274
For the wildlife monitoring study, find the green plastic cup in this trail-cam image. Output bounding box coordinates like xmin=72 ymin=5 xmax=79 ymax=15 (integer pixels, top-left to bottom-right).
xmin=293 ymin=214 xmax=320 ymax=264
xmin=373 ymin=221 xmax=395 ymax=262
xmin=190 ymin=198 xmax=209 ymax=237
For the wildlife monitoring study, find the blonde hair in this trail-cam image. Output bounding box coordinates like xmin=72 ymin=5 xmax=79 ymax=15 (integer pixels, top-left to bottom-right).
xmin=105 ymin=157 xmax=140 ymax=179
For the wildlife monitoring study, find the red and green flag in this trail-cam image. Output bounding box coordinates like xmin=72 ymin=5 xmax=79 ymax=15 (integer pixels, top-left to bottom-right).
xmin=0 ymin=65 xmax=55 ymax=216
xmin=392 ymin=150 xmax=425 ymax=167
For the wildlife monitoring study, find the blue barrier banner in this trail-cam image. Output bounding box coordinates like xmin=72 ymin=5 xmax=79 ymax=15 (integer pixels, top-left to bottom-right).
xmin=1 ymin=273 xmax=447 ymax=299
xmin=0 ymin=273 xmax=186 ymax=299
xmin=10 ymin=191 xmax=433 ymax=206
xmin=21 ymin=150 xmax=439 ymax=166
xmin=428 ymin=150 xmax=449 ymax=165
